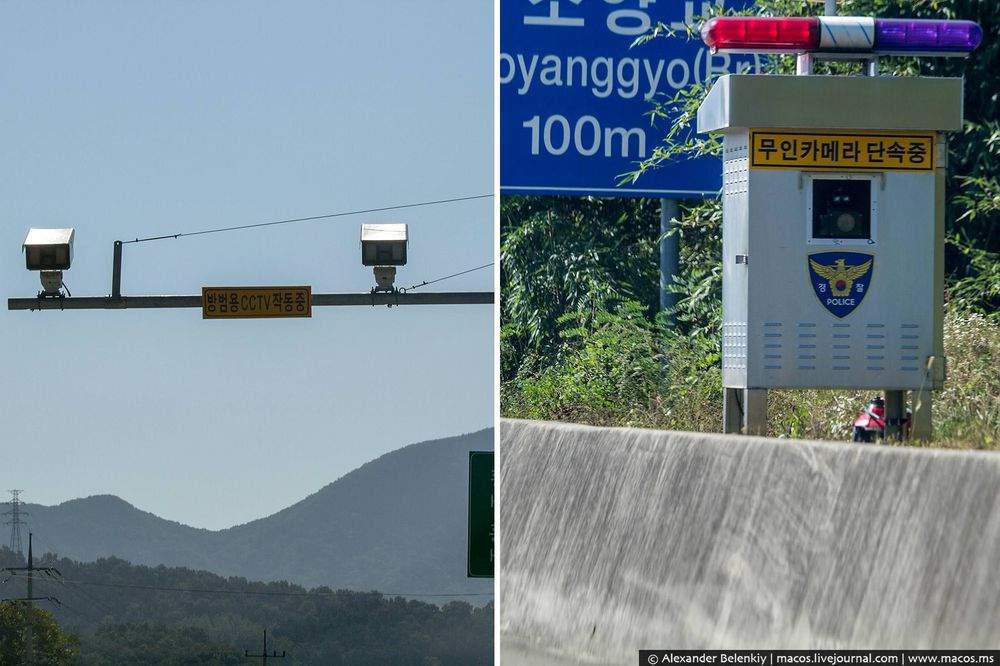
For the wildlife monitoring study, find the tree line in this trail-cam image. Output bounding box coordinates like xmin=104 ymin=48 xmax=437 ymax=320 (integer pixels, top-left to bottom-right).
xmin=0 ymin=547 xmax=492 ymax=665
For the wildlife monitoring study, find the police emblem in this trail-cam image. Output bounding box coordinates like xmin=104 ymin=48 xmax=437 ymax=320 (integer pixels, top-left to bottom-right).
xmin=807 ymin=251 xmax=874 ymax=318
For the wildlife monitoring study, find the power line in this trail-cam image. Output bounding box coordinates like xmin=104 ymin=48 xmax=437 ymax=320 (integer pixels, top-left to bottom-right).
xmin=30 ymin=576 xmax=107 ymax=623
xmin=39 ymin=573 xmax=120 ymax=621
xmin=21 ymin=576 xmax=90 ymax=620
xmin=1 ymin=596 xmax=60 ymax=606
xmin=5 ymin=572 xmax=491 ymax=599
xmin=404 ymin=262 xmax=494 ymax=291
xmin=123 ymin=194 xmax=493 ymax=244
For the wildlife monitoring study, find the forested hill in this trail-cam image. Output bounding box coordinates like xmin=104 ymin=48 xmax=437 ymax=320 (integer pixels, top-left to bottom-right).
xmin=22 ymin=429 xmax=493 ymax=596
xmin=0 ymin=549 xmax=493 ymax=664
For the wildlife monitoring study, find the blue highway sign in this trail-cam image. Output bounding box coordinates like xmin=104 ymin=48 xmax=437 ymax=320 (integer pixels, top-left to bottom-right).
xmin=501 ymin=0 xmax=756 ymax=198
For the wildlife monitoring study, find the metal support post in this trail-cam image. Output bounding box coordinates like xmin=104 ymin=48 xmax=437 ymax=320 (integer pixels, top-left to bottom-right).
xmin=884 ymin=390 xmax=905 ymax=441
xmin=796 ymin=54 xmax=813 ymax=76
xmin=723 ymin=388 xmax=742 ymax=434
xmin=111 ymin=240 xmax=123 ymax=299
xmin=825 ymin=0 xmax=837 ymax=16
xmin=245 ymin=628 xmax=286 ymax=664
xmin=911 ymin=387 xmax=933 ymax=441
xmin=1 ymin=534 xmax=62 ymax=665
xmin=743 ymin=389 xmax=767 ymax=436
xmin=25 ymin=534 xmax=32 ymax=666
xmin=723 ymin=388 xmax=767 ymax=436
xmin=659 ymin=199 xmax=680 ymax=322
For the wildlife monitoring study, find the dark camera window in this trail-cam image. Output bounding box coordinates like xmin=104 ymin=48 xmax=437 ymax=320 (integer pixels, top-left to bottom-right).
xmin=812 ymin=179 xmax=871 ymax=240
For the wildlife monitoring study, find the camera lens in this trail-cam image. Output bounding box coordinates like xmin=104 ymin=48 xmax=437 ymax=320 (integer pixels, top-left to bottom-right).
xmin=836 ymin=213 xmax=857 ymax=233
xmin=812 ymin=179 xmax=871 ymax=241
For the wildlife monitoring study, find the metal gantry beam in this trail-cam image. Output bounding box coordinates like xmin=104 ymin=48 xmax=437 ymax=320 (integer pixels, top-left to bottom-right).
xmin=8 ymin=291 xmax=493 ymax=311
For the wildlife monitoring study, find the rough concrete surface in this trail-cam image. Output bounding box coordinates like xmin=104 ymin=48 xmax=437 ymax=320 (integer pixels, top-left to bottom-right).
xmin=499 ymin=419 xmax=1000 ymax=663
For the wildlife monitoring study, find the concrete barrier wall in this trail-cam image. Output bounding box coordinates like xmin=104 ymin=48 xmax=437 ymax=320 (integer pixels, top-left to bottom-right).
xmin=498 ymin=419 xmax=1000 ymax=663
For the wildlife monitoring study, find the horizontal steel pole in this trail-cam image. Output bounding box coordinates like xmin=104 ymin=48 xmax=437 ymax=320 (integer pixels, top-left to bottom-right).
xmin=8 ymin=291 xmax=494 ymax=311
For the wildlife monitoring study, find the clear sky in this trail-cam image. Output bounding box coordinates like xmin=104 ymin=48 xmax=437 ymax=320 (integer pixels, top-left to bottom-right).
xmin=0 ymin=1 xmax=493 ymax=530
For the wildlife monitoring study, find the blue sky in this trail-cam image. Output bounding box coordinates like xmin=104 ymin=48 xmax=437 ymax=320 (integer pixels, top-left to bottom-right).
xmin=0 ymin=1 xmax=493 ymax=529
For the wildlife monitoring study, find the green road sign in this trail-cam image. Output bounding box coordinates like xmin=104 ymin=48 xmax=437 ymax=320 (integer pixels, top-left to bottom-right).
xmin=468 ymin=451 xmax=494 ymax=578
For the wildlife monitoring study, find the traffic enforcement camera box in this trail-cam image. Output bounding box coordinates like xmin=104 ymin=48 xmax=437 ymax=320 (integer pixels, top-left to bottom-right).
xmin=697 ymin=74 xmax=963 ymax=391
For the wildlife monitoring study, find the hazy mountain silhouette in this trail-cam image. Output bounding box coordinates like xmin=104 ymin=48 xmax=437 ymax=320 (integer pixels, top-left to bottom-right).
xmin=22 ymin=429 xmax=493 ymax=597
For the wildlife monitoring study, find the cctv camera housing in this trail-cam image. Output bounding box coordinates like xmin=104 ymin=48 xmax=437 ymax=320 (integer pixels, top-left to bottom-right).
xmin=23 ymin=228 xmax=74 ymax=271
xmin=361 ymin=224 xmax=408 ymax=267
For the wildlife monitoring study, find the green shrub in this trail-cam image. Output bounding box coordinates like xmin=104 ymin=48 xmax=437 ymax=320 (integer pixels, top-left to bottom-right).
xmin=503 ymin=302 xmax=661 ymax=426
xmin=502 ymin=303 xmax=1000 ymax=449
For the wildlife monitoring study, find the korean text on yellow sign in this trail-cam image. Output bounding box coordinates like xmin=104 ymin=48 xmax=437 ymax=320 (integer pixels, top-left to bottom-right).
xmin=202 ymin=286 xmax=312 ymax=319
xmin=750 ymin=131 xmax=934 ymax=171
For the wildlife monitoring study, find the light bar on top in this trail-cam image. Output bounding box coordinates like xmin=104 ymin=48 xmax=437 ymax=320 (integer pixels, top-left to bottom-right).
xmin=702 ymin=16 xmax=819 ymax=52
xmin=875 ymin=18 xmax=982 ymax=52
xmin=701 ymin=16 xmax=982 ymax=55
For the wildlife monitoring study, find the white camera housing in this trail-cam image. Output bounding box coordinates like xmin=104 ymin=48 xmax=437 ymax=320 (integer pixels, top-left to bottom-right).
xmin=361 ymin=224 xmax=408 ymax=267
xmin=23 ymin=228 xmax=74 ymax=271
xmin=23 ymin=228 xmax=75 ymax=297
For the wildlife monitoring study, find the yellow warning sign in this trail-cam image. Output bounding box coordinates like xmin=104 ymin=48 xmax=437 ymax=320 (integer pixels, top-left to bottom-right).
xmin=750 ymin=131 xmax=934 ymax=171
xmin=202 ymin=286 xmax=312 ymax=319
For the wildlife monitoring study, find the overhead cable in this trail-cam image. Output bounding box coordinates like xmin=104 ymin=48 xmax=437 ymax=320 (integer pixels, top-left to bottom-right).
xmin=404 ymin=262 xmax=494 ymax=291
xmin=124 ymin=194 xmax=493 ymax=244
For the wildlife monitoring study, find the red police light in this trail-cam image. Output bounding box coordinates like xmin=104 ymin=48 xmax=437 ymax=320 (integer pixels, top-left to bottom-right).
xmin=702 ymin=17 xmax=821 ymax=52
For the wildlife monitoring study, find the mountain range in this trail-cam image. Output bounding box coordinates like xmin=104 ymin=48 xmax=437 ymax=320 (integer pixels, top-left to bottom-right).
xmin=20 ymin=429 xmax=493 ymax=598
